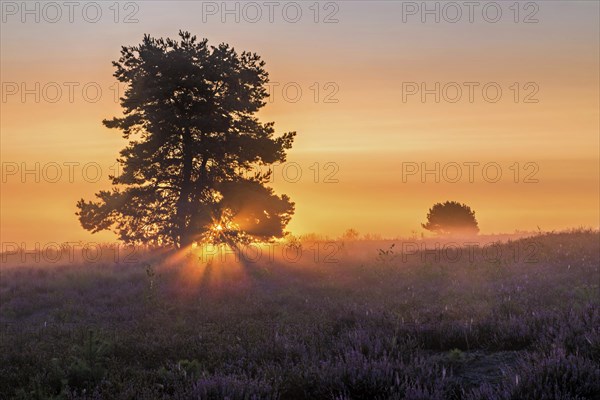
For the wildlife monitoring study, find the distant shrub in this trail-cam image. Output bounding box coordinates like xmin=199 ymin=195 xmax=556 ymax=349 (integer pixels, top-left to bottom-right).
xmin=422 ymin=201 xmax=479 ymax=236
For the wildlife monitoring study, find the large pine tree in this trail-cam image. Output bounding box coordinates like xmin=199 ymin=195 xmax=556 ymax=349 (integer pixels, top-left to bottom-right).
xmin=77 ymin=31 xmax=296 ymax=248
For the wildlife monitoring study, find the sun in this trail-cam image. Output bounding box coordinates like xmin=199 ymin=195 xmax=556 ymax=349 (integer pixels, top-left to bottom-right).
xmin=207 ymin=221 xmax=232 ymax=242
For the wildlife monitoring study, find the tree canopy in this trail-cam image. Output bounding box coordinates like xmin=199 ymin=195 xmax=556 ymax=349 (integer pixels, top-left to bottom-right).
xmin=77 ymin=31 xmax=296 ymax=248
xmin=421 ymin=201 xmax=479 ymax=236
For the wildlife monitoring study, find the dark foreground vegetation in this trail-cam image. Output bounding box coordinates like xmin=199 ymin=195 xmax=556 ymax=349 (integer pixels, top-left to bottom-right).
xmin=1 ymin=230 xmax=599 ymax=399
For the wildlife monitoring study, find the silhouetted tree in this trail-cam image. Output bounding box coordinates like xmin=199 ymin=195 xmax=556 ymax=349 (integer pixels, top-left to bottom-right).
xmin=77 ymin=31 xmax=296 ymax=248
xmin=421 ymin=201 xmax=479 ymax=236
xmin=341 ymin=228 xmax=360 ymax=241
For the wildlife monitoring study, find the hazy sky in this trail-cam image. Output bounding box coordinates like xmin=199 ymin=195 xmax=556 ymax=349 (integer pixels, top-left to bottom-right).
xmin=1 ymin=1 xmax=599 ymax=245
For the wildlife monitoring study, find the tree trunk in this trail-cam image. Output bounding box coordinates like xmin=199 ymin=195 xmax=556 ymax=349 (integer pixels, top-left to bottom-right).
xmin=175 ymin=127 xmax=194 ymax=248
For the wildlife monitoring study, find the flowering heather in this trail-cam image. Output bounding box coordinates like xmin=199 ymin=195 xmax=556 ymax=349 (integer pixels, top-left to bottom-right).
xmin=0 ymin=230 xmax=598 ymax=399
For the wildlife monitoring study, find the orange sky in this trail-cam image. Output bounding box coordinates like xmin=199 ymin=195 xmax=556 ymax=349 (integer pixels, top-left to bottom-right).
xmin=1 ymin=1 xmax=599 ymax=245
